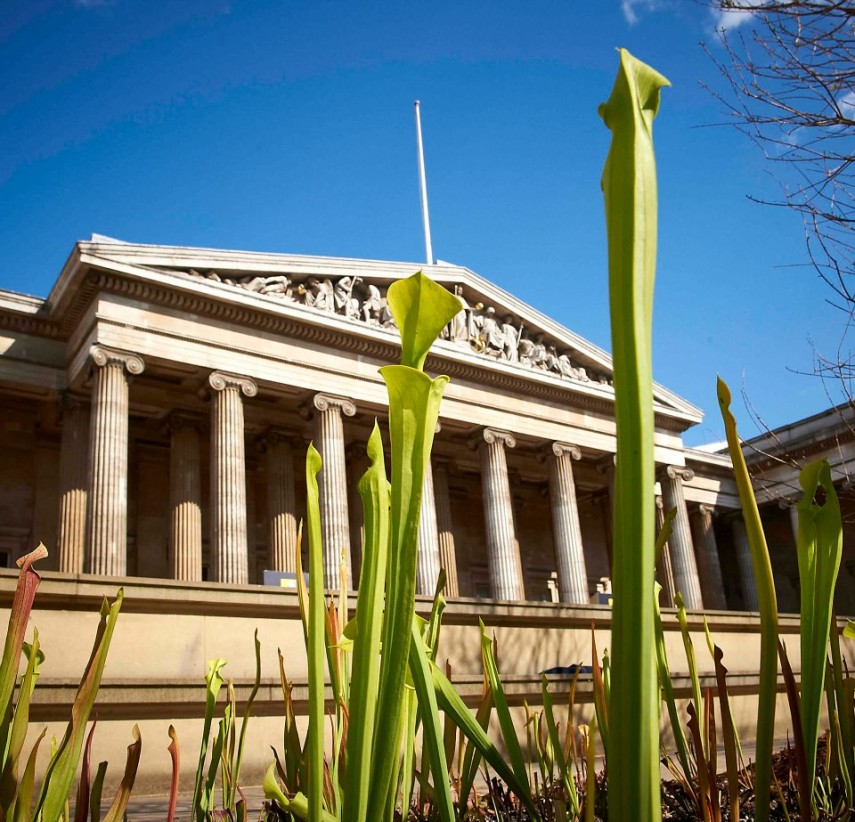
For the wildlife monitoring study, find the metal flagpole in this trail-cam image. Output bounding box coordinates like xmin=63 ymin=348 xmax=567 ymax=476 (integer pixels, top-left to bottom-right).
xmin=414 ymin=100 xmax=434 ymax=266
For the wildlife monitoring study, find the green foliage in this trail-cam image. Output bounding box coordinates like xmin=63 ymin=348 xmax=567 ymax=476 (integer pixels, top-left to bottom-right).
xmin=796 ymin=459 xmax=844 ymax=792
xmin=718 ymin=377 xmax=780 ymax=822
xmin=599 ymin=47 xmax=669 ymax=822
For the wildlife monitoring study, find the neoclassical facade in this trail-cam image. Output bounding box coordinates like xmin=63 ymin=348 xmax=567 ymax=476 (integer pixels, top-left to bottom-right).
xmin=0 ymin=236 xmax=774 ymax=610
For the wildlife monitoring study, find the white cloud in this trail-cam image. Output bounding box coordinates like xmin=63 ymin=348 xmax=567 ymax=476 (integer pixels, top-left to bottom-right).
xmin=621 ymin=0 xmax=663 ymax=26
xmin=710 ymin=0 xmax=765 ymax=31
xmin=839 ymin=90 xmax=855 ymax=120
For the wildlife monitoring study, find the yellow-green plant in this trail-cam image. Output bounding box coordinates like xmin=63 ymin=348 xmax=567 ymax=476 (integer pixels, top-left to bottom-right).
xmin=718 ymin=377 xmax=780 ymax=822
xmin=0 ymin=545 xmax=130 ymax=822
xmin=796 ymin=458 xmax=844 ymax=803
xmin=599 ymin=47 xmax=670 ymax=822
xmin=266 ymin=271 xmax=463 ymax=822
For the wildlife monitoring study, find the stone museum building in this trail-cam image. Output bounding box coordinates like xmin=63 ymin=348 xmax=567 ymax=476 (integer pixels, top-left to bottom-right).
xmin=0 ymin=235 xmax=855 ymax=610
xmin=3 ymin=235 xmax=855 ymax=790
xmin=4 ymin=234 xmax=846 ymax=614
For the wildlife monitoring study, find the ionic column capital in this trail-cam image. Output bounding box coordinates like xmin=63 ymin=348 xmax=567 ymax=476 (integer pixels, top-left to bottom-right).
xmin=551 ymin=441 xmax=582 ymax=461
xmin=664 ymin=465 xmax=694 ymax=483
xmin=208 ymin=371 xmax=257 ymax=397
xmin=90 ymin=344 xmax=145 ymax=375
xmin=481 ymin=428 xmax=516 ymax=449
xmin=311 ymin=392 xmax=357 ymax=417
xmin=697 ymin=503 xmax=716 ymax=518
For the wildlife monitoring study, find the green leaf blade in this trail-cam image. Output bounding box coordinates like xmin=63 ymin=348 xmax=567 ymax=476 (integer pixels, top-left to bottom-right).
xmin=599 ymin=48 xmax=669 ymax=822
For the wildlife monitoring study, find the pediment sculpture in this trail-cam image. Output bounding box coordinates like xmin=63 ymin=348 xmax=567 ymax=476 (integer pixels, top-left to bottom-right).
xmin=185 ymin=269 xmax=612 ymax=387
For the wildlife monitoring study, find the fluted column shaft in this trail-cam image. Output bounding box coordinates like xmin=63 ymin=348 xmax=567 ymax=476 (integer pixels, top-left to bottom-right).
xmin=661 ymin=466 xmax=703 ymax=609
xmin=433 ymin=461 xmax=459 ymax=596
xmin=347 ymin=445 xmax=370 ymax=586
xmin=417 ymin=463 xmax=442 ymax=595
xmin=267 ymin=431 xmax=298 ymax=573
xmin=732 ymin=517 xmax=759 ymax=611
xmin=655 ymin=495 xmax=676 ymax=607
xmin=57 ymin=398 xmax=90 ymax=573
xmin=209 ymin=372 xmax=256 ymax=584
xmin=313 ymin=393 xmax=355 ymax=589
xmin=788 ymin=503 xmax=799 ymax=543
xmin=548 ymin=443 xmax=589 ymax=604
xmin=692 ymin=504 xmax=726 ymax=610
xmin=168 ymin=413 xmax=203 ymax=581
xmin=480 ymin=429 xmax=523 ymax=601
xmin=86 ymin=346 xmax=144 ymax=576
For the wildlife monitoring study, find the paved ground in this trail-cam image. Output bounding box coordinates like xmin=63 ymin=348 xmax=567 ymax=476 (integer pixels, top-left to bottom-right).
xmin=81 ymin=786 xmax=269 ymax=821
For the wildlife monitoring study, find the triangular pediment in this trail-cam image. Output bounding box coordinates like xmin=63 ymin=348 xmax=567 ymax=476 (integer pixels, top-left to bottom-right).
xmin=67 ymin=238 xmax=702 ymax=424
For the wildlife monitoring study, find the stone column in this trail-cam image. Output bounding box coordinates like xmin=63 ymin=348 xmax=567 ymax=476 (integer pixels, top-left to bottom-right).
xmin=57 ymin=396 xmax=90 ymax=574
xmin=167 ymin=412 xmax=204 ymax=581
xmin=266 ymin=429 xmax=298 ymax=574
xmin=417 ymin=463 xmax=442 ymax=595
xmin=346 ymin=444 xmax=370 ymax=586
xmin=547 ymin=442 xmax=589 ymax=604
xmin=246 ymin=462 xmax=259 ymax=583
xmin=312 ymin=393 xmax=356 ymax=589
xmin=479 ymin=428 xmax=524 ymax=601
xmin=786 ymin=501 xmax=799 ymax=543
xmin=597 ymin=458 xmax=616 ymax=573
xmin=655 ymin=495 xmax=676 ymax=607
xmin=660 ymin=466 xmax=703 ymax=610
xmin=433 ymin=460 xmax=459 ymax=597
xmin=208 ymin=371 xmax=257 ymax=584
xmin=86 ymin=345 xmax=144 ymax=576
xmin=692 ymin=504 xmax=727 ymax=610
xmin=732 ymin=517 xmax=760 ymax=611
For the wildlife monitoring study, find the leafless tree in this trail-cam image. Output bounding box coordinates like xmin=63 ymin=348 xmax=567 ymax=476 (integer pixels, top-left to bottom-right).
xmin=706 ymin=2 xmax=855 ymax=345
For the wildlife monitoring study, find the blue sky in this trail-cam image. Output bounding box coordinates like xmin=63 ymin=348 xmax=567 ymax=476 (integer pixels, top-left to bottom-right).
xmin=1 ymin=0 xmax=847 ymax=446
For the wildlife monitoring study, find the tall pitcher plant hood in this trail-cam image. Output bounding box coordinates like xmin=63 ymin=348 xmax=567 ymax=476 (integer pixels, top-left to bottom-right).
xmin=366 ymin=271 xmax=462 ymax=819
xmin=599 ymin=48 xmax=669 ymax=822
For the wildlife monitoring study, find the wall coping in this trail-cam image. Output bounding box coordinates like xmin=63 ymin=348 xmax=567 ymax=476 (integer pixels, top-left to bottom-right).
xmin=0 ymin=569 xmax=825 ymax=634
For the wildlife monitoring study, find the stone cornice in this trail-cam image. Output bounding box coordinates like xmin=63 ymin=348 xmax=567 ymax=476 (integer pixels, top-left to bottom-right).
xmin=13 ymin=264 xmax=696 ymax=433
xmin=0 ymin=310 xmax=63 ymax=339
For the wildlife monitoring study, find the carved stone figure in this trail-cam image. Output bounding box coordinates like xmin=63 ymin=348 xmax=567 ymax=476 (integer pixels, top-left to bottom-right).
xmin=518 ymin=336 xmax=536 ymax=366
xmin=479 ymin=307 xmax=505 ymax=357
xmin=334 ymin=276 xmax=361 ymax=319
xmin=501 ymin=315 xmax=520 ymax=362
xmin=361 ymin=283 xmax=385 ymax=324
xmin=447 ymin=285 xmax=471 ymax=342
xmin=181 ymin=269 xmax=614 ymax=388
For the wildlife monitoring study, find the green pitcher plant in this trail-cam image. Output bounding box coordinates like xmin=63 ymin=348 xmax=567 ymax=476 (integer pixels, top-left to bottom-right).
xmin=599 ymin=47 xmax=669 ymax=822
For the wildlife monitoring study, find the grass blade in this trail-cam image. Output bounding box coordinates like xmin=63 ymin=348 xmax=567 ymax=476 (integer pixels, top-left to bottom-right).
xmin=795 ymin=459 xmax=843 ymax=791
xmin=430 ymin=660 xmax=540 ymax=820
xmin=166 ymin=725 xmax=179 ymax=822
xmin=408 ymin=618 xmax=455 ymax=822
xmin=304 ymin=442 xmax=326 ymax=821
xmin=33 ymin=590 xmax=124 ymax=822
xmin=0 ymin=544 xmax=48 ymax=761
xmin=101 ymin=725 xmax=142 ymax=822
xmin=717 ymin=376 xmax=779 ymax=822
xmin=191 ymin=657 xmax=226 ymax=819
xmin=342 ymin=423 xmax=390 ymax=822
xmin=713 ymin=647 xmax=739 ymax=822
